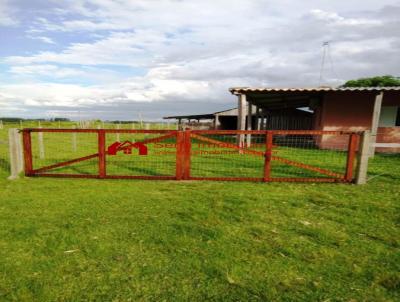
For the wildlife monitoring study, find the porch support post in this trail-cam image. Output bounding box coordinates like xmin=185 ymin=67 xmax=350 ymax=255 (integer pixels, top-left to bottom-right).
xmin=255 ymin=106 xmax=261 ymax=130
xmin=355 ymin=130 xmax=371 ymax=185
xmin=369 ymin=91 xmax=383 ymax=157
xmin=237 ymin=93 xmax=247 ymax=147
xmin=246 ymin=100 xmax=253 ymax=147
xmin=214 ymin=114 xmax=220 ymax=129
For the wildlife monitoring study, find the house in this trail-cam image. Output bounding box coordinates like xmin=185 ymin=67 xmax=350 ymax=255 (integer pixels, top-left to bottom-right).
xmin=230 ymin=87 xmax=400 ymax=153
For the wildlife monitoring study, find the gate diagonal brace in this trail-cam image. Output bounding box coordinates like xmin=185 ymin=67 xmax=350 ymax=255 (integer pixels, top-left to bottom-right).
xmin=190 ymin=133 xmax=343 ymax=179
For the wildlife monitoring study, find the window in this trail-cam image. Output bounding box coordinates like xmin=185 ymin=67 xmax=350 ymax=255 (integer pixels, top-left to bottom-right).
xmin=379 ymin=106 xmax=400 ymax=127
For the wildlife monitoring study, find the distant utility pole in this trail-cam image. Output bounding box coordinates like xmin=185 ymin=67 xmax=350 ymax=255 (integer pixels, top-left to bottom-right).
xmin=318 ymin=41 xmax=339 ymax=86
xmin=318 ymin=41 xmax=329 ymax=86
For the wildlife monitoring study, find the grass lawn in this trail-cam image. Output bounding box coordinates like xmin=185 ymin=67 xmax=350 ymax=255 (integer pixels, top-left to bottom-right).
xmin=0 ymin=159 xmax=399 ymax=301
xmin=0 ymin=123 xmax=399 ymax=301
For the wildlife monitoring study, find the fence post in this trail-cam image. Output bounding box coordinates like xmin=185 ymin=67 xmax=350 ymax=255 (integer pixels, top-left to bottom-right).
xmin=38 ymin=123 xmax=45 ymax=159
xmin=183 ymin=130 xmax=191 ymax=179
xmin=22 ymin=130 xmax=33 ymax=176
xmin=98 ymin=130 xmax=106 ymax=178
xmin=72 ymin=125 xmax=77 ymax=152
xmin=116 ymin=124 xmax=120 ymax=142
xmin=345 ymin=133 xmax=358 ymax=182
xmin=355 ymin=131 xmax=370 ymax=185
xmin=176 ymin=131 xmax=184 ymax=180
xmin=8 ymin=129 xmax=24 ymax=179
xmin=263 ymin=131 xmax=273 ymax=182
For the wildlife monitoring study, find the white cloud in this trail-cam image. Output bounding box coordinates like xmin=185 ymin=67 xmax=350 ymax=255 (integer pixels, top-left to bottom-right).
xmin=6 ymin=30 xmax=161 ymax=66
xmin=31 ymin=36 xmax=56 ymax=44
xmin=9 ymin=64 xmax=82 ymax=77
xmin=1 ymin=0 xmax=400 ymax=119
xmin=0 ymin=0 xmax=17 ymax=26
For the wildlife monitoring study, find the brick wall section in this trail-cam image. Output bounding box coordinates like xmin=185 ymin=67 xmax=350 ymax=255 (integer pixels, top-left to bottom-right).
xmin=316 ymin=91 xmax=400 ymax=152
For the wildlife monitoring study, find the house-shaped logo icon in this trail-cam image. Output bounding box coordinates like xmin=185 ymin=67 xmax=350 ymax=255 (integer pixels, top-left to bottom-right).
xmin=107 ymin=141 xmax=148 ymax=156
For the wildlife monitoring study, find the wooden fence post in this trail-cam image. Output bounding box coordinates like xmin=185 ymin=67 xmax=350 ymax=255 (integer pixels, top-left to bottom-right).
xmin=183 ymin=130 xmax=191 ymax=179
xmin=176 ymin=131 xmax=184 ymax=180
xmin=8 ymin=128 xmax=24 ymax=179
xmin=355 ymin=131 xmax=370 ymax=185
xmin=345 ymin=133 xmax=358 ymax=182
xmin=263 ymin=131 xmax=273 ymax=182
xmin=22 ymin=130 xmax=33 ymax=176
xmin=98 ymin=130 xmax=106 ymax=178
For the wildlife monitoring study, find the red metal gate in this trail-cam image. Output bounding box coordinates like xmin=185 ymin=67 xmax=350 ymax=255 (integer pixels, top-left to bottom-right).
xmin=22 ymin=129 xmax=359 ymax=183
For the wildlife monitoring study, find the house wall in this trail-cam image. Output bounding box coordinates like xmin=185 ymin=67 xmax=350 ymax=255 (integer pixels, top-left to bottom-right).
xmin=317 ymin=91 xmax=400 ymax=152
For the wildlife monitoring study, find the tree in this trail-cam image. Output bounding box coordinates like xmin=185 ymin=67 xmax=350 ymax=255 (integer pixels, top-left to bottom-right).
xmin=342 ymin=75 xmax=400 ymax=87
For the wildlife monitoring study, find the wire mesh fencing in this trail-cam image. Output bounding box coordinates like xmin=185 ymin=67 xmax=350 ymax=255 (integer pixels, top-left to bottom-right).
xmin=189 ymin=130 xmax=357 ymax=182
xmin=24 ymin=129 xmax=178 ymax=179
xmin=29 ymin=130 xmax=99 ymax=176
xmin=21 ymin=128 xmax=364 ymax=183
xmin=368 ymin=129 xmax=400 ymax=181
xmin=104 ymin=130 xmax=177 ymax=178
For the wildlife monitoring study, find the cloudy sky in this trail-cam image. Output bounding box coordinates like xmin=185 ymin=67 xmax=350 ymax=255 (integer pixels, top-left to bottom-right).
xmin=0 ymin=0 xmax=399 ymax=120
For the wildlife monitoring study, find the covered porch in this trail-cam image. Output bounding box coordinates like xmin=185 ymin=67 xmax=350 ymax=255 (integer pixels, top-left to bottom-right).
xmin=230 ymin=87 xmax=400 ymax=154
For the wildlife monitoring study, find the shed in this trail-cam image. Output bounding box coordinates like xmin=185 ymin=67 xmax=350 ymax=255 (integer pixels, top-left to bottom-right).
xmin=164 ymin=107 xmax=252 ymax=130
xmin=230 ymin=87 xmax=400 ymax=153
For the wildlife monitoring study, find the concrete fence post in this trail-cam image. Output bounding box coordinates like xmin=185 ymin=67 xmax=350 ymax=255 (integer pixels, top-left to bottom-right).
xmin=38 ymin=125 xmax=45 ymax=160
xmin=116 ymin=124 xmax=121 ymax=141
xmin=72 ymin=125 xmax=77 ymax=152
xmin=8 ymin=128 xmax=24 ymax=180
xmin=355 ymin=130 xmax=371 ymax=185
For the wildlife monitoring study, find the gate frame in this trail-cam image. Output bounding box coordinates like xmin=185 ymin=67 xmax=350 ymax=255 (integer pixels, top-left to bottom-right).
xmin=186 ymin=129 xmax=359 ymax=183
xmin=21 ymin=128 xmax=361 ymax=183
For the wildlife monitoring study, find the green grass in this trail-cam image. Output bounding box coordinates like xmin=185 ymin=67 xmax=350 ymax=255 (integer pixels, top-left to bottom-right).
xmin=0 ymin=122 xmax=399 ymax=301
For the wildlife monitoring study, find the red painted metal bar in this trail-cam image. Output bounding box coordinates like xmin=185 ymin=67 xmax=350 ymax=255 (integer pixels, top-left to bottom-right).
xmin=183 ymin=130 xmax=191 ymax=179
xmin=270 ymin=177 xmax=346 ymax=183
xmin=175 ymin=131 xmax=184 ymax=180
xmin=22 ymin=130 xmax=33 ymax=176
xmin=188 ymin=176 xmax=345 ymax=183
xmin=33 ymin=174 xmax=99 ymax=179
xmin=263 ymin=131 xmax=273 ymax=182
xmin=33 ymin=174 xmax=176 ymax=180
xmin=26 ymin=128 xmax=177 ymax=134
xmin=345 ymin=133 xmax=359 ymax=182
xmin=98 ymin=130 xmax=106 ymax=178
xmin=271 ymin=155 xmax=343 ymax=178
xmin=191 ymin=130 xmax=362 ymax=135
xmin=104 ymin=175 xmax=176 ymax=180
xmin=189 ymin=176 xmax=264 ymax=182
xmin=33 ymin=153 xmax=99 ymax=174
xmin=191 ymin=133 xmax=264 ymax=156
xmin=268 ymin=130 xmax=362 ymax=135
xmin=117 ymin=132 xmax=176 ymax=152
